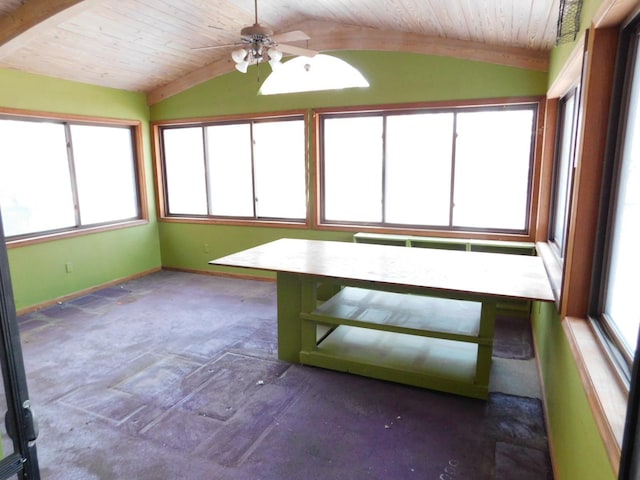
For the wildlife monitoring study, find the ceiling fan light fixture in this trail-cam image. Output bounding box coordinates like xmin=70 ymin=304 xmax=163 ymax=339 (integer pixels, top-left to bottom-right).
xmin=231 ymin=48 xmax=248 ymax=64
xmin=268 ymin=48 xmax=283 ymax=70
xmin=268 ymin=48 xmax=283 ymax=63
xmin=195 ymin=0 xmax=317 ymax=75
xmin=235 ymin=60 xmax=249 ymax=73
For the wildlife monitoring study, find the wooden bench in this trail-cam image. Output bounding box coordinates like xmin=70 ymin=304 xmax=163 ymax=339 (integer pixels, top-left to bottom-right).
xmin=353 ymin=232 xmax=536 ymax=255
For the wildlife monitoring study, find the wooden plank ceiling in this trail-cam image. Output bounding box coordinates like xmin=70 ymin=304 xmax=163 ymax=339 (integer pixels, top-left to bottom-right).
xmin=0 ymin=0 xmax=560 ymax=105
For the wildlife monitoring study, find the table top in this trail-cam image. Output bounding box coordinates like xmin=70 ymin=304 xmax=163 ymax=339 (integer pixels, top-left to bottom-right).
xmin=209 ymin=238 xmax=555 ymax=302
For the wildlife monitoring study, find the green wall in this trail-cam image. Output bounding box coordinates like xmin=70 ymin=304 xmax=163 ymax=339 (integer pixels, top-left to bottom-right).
xmin=0 ymin=68 xmax=162 ymax=309
xmin=151 ymin=51 xmax=548 ymax=120
xmin=159 ymin=222 xmax=353 ymax=277
xmin=532 ymin=302 xmax=615 ymax=480
xmin=151 ymin=51 xmax=548 ymax=277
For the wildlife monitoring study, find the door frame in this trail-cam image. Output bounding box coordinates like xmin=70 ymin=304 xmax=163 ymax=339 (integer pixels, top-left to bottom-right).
xmin=0 ymin=213 xmax=40 ymax=479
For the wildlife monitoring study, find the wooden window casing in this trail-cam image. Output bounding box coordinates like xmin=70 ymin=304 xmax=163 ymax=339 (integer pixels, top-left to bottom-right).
xmin=152 ymin=110 xmax=309 ymax=229
xmin=313 ymin=97 xmax=545 ymax=242
xmin=0 ymin=107 xmax=148 ymax=248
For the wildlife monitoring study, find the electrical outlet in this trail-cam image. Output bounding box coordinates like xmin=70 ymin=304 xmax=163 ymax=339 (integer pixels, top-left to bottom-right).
xmin=65 ymin=262 xmax=73 ymax=273
xmin=203 ymin=243 xmax=209 ymax=254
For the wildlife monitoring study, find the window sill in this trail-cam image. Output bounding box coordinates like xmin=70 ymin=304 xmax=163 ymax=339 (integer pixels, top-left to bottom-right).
xmin=536 ymin=241 xmax=563 ymax=306
xmin=562 ymin=315 xmax=628 ymax=476
xmin=315 ymin=222 xmax=535 ymax=243
xmin=159 ymin=216 xmax=309 ymax=229
xmin=6 ymin=219 xmax=149 ymax=248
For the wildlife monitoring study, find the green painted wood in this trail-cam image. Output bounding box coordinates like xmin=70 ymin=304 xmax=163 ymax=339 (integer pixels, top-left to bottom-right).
xmin=292 ymin=280 xmax=497 ymax=399
xmin=495 ymin=299 xmax=531 ymax=318
xmin=475 ymin=301 xmax=497 ymax=387
xmin=354 ymin=232 xmax=536 ymax=254
xmin=410 ymin=240 xmax=468 ymax=251
xmin=297 ymin=283 xmax=498 ymax=399
xmin=312 ymin=326 xmax=479 ymax=382
xmin=304 ymin=286 xmax=489 ymax=343
xmin=469 ymin=244 xmax=536 ymax=255
xmin=301 ymin=326 xmax=488 ymax=399
xmin=276 ymin=272 xmax=303 ymax=363
xmin=354 ymin=236 xmax=408 ymax=247
xmin=300 ymin=312 xmax=493 ymax=345
xmin=315 ymin=324 xmax=334 ymax=343
xmin=299 ymin=280 xmax=318 ymax=354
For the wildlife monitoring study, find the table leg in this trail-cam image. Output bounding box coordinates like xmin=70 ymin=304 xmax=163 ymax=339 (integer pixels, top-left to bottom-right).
xmin=300 ymin=280 xmax=318 ymax=353
xmin=277 ymin=272 xmax=302 ymax=363
xmin=277 ymin=273 xmax=317 ymax=363
xmin=475 ymin=300 xmax=497 ymax=389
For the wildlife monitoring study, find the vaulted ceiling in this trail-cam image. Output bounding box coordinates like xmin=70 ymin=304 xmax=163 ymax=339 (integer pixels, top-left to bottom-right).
xmin=0 ymin=0 xmax=560 ymax=105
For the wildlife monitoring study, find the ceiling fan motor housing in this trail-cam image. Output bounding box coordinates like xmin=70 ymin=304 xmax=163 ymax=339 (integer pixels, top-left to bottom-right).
xmin=241 ymin=23 xmax=275 ymax=44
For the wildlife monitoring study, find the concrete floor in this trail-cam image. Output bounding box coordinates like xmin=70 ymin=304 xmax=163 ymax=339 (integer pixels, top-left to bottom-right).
xmin=16 ymin=270 xmax=552 ymax=479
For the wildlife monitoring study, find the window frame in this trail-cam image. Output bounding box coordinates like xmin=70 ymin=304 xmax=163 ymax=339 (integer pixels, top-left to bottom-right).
xmin=590 ymin=18 xmax=640 ymax=375
xmin=313 ymin=97 xmax=544 ymax=240
xmin=548 ymin=86 xmax=581 ymax=260
xmin=153 ymin=110 xmax=309 ymax=228
xmin=0 ymin=107 xmax=148 ymax=248
xmin=540 ymin=25 xmax=626 ymax=473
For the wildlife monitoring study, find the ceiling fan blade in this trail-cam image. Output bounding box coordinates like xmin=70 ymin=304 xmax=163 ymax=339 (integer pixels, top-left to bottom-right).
xmin=277 ymin=43 xmax=318 ymax=57
xmin=191 ymin=42 xmax=244 ymax=51
xmin=271 ymin=30 xmax=310 ymax=43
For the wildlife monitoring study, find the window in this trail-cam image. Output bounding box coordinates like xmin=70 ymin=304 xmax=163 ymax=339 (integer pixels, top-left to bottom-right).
xmin=318 ymin=101 xmax=539 ymax=233
xmin=549 ymin=87 xmax=580 ymax=258
xmin=0 ymin=114 xmax=143 ymax=240
xmin=592 ymin=23 xmax=640 ymax=371
xmin=158 ymin=114 xmax=307 ymax=222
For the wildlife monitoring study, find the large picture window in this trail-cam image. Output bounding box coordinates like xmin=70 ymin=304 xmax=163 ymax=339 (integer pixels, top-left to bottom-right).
xmin=158 ymin=114 xmax=307 ymax=223
xmin=0 ymin=113 xmax=143 ymax=240
xmin=318 ymin=101 xmax=538 ymax=234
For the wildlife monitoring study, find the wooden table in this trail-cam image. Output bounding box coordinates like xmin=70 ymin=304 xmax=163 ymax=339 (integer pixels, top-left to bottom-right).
xmin=210 ymin=238 xmax=554 ymax=399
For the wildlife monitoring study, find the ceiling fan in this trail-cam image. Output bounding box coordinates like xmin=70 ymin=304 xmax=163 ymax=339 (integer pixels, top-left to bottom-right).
xmin=194 ymin=0 xmax=318 ymax=73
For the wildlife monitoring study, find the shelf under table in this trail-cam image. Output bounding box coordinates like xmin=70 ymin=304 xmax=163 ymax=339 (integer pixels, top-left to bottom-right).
xmin=313 ymin=287 xmax=483 ymax=338
xmin=301 ymin=325 xmax=485 ymax=397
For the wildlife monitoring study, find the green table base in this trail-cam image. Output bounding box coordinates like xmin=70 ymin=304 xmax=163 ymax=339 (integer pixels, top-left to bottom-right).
xmin=277 ymin=273 xmax=497 ymax=400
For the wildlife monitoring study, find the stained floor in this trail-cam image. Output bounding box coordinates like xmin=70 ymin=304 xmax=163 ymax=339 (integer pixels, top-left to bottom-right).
xmin=16 ymin=270 xmax=552 ymax=479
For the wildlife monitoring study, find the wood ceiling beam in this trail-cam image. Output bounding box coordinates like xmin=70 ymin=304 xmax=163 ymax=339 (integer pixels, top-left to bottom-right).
xmin=0 ymin=0 xmax=100 ymax=58
xmin=300 ymin=20 xmax=550 ymax=71
xmin=147 ymin=55 xmax=237 ymax=106
xmin=147 ymin=19 xmax=550 ymax=106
